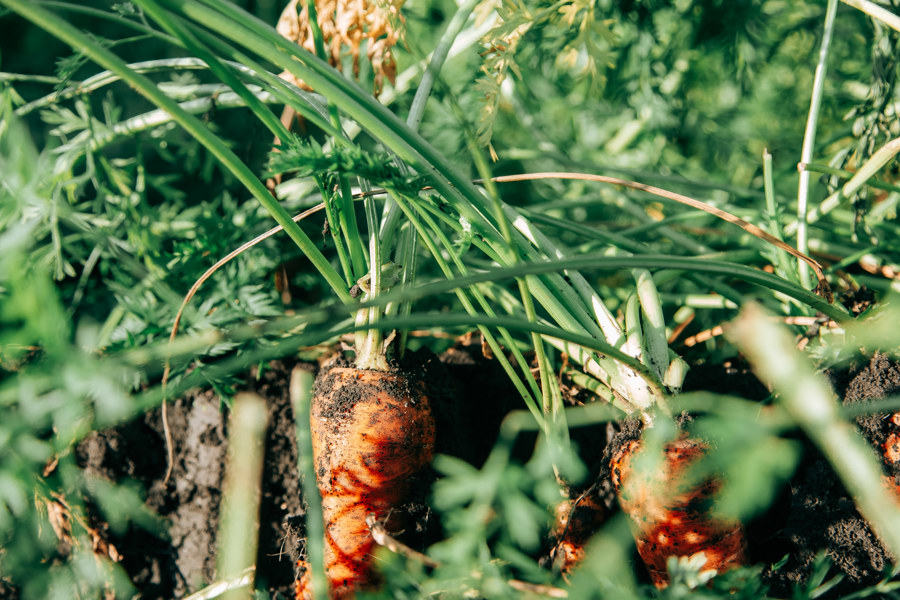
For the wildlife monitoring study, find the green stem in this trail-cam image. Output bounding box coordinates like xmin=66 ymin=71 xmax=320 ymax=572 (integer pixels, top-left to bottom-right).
xmin=460 ymin=107 xmax=560 ymax=425
xmin=796 ymin=0 xmax=839 ymax=288
xmin=290 ymin=0 xmax=377 ymax=363
xmin=355 ymin=183 xmax=387 ymax=371
xmin=386 ymin=190 xmax=546 ymax=425
xmin=763 ymin=150 xmax=805 ymax=315
xmin=375 ymin=0 xmax=479 ymax=341
xmin=300 ymin=0 xmax=367 ymax=279
xmin=316 ymin=178 xmax=355 ymax=283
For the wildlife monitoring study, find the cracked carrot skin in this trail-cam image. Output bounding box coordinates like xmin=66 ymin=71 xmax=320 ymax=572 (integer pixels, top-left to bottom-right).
xmin=610 ymin=437 xmax=747 ymax=588
xmin=296 ymin=367 xmax=436 ymax=600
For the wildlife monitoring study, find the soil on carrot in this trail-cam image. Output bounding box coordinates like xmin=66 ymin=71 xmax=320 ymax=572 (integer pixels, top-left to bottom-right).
xmin=293 ymin=355 xmax=446 ymax=598
xmin=66 ymin=347 xmax=900 ymax=599
xmin=622 ymin=354 xmax=900 ymax=596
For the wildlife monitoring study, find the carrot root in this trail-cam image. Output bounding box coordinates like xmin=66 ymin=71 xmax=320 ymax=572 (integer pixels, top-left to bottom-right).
xmin=550 ymin=490 xmax=609 ymax=576
xmin=295 ymin=366 xmax=436 ymax=600
xmin=610 ymin=437 xmax=747 ymax=587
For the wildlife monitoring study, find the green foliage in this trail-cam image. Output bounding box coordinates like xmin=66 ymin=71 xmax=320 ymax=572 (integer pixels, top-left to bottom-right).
xmin=0 ymin=105 xmax=148 ymax=599
xmin=267 ymin=136 xmax=426 ymax=193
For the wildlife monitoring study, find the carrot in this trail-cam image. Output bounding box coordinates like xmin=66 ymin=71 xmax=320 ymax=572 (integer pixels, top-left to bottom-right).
xmin=610 ymin=435 xmax=747 ymax=588
xmin=549 ymin=488 xmax=610 ymax=576
xmin=295 ymin=364 xmax=436 ymax=600
xmin=878 ymin=414 xmax=900 ymax=499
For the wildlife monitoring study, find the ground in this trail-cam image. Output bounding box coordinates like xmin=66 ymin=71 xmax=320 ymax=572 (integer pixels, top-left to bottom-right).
xmin=67 ymin=342 xmax=900 ymax=599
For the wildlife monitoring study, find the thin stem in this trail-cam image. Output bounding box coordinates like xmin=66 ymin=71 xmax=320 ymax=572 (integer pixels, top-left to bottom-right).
xmin=300 ymin=0 xmax=367 ymax=279
xmin=316 ymin=178 xmax=355 ymax=283
xmin=217 ymin=393 xmax=267 ymax=600
xmin=355 ymin=186 xmax=388 ymax=370
xmin=460 ymin=106 xmax=560 ymax=425
xmin=0 ymin=72 xmax=63 ymax=84
xmin=764 ymin=149 xmax=805 ymax=315
xmin=386 ymin=189 xmax=546 ymax=424
xmin=796 ymin=0 xmax=839 ymax=288
xmin=288 ymin=0 xmax=378 ymax=364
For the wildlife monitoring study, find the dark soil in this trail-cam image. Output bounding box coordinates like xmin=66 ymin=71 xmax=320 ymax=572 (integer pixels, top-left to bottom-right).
xmin=762 ymin=352 xmax=900 ymax=599
xmin=69 ymin=344 xmax=900 ymax=599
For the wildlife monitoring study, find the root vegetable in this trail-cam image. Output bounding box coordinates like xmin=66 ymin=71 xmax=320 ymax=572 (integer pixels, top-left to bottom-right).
xmin=610 ymin=436 xmax=747 ymax=587
xmin=295 ymin=366 xmax=436 ymax=600
xmin=550 ymin=490 xmax=610 ymax=576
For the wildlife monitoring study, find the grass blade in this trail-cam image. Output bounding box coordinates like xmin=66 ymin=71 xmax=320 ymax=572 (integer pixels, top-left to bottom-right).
xmin=795 ymin=0 xmax=839 ymax=288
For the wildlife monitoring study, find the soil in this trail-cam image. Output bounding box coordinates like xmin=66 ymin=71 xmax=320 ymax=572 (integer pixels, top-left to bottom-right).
xmin=762 ymin=352 xmax=900 ymax=598
xmin=54 ymin=342 xmax=900 ymax=599
xmin=75 ymin=358 xmax=306 ymax=598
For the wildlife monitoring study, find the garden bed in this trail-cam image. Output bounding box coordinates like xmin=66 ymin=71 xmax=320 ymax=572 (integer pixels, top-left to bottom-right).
xmin=4 ymin=1 xmax=900 ymax=599
xmin=63 ymin=347 xmax=900 ymax=599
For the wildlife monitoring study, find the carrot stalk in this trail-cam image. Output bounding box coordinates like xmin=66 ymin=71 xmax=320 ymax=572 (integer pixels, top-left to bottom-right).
xmin=610 ymin=436 xmax=747 ymax=587
xmin=295 ymin=366 xmax=436 ymax=599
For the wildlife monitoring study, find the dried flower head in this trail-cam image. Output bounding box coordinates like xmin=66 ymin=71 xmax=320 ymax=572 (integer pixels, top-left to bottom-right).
xmin=277 ymin=0 xmax=404 ymax=96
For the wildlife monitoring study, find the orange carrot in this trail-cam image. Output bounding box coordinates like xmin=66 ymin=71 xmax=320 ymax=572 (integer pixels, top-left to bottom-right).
xmin=295 ymin=365 xmax=436 ymax=600
xmin=883 ymin=432 xmax=900 ymax=465
xmin=879 ymin=416 xmax=900 ymax=499
xmin=549 ymin=489 xmax=610 ymax=576
xmin=610 ymin=436 xmax=747 ymax=588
